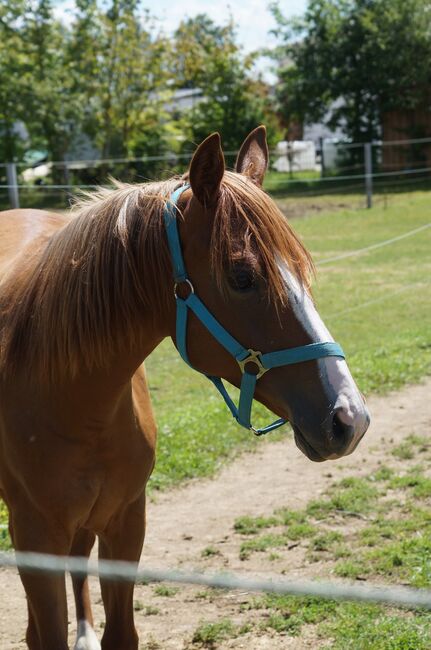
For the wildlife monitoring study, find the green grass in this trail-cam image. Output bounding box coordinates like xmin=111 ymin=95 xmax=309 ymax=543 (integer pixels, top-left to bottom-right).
xmin=391 ymin=435 xmax=430 ymax=461
xmin=201 ymin=546 xmax=221 ymax=558
xmin=191 ymin=618 xmax=249 ymax=647
xmin=320 ymin=603 xmax=431 ymax=650
xmin=231 ymin=462 xmax=431 ymax=646
xmin=152 ymin=584 xmax=179 ymax=597
xmin=299 ymin=191 xmax=431 ymax=394
xmin=233 ymin=475 xmax=380 ymax=562
xmin=0 ymin=501 xmax=10 ymax=551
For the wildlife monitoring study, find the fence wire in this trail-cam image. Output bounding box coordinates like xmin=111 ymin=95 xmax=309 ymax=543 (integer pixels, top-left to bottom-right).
xmin=317 ymin=222 xmax=431 ymax=265
xmin=1 ymin=551 xmax=431 ymax=610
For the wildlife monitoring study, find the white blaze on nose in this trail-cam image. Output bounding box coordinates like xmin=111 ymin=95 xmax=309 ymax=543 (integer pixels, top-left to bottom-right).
xmin=278 ymin=263 xmax=369 ymax=437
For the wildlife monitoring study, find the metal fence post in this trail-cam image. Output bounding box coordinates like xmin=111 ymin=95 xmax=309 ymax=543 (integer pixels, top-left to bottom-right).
xmin=319 ymin=137 xmax=325 ymax=178
xmin=364 ymin=143 xmax=373 ymax=209
xmin=6 ymin=162 xmax=20 ymax=209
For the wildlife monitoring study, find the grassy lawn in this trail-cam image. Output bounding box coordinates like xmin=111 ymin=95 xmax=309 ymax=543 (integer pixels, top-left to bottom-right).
xmin=189 ymin=442 xmax=431 ymax=649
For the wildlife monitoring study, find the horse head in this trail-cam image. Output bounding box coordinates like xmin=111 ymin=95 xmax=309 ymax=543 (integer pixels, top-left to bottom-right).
xmin=166 ymin=127 xmax=370 ymax=462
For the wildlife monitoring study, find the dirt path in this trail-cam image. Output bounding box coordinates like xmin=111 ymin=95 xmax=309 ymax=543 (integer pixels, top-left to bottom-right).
xmin=1 ymin=378 xmax=430 ymax=649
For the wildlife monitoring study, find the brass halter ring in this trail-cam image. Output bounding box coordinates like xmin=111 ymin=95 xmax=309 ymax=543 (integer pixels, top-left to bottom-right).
xmin=237 ymin=349 xmax=268 ymax=380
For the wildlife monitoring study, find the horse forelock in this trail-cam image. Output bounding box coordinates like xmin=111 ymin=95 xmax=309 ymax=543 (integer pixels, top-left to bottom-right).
xmin=214 ymin=171 xmax=315 ymax=304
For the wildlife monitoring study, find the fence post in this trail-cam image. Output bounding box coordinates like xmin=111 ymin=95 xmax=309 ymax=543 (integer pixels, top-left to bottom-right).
xmin=319 ymin=137 xmax=325 ymax=178
xmin=63 ymin=160 xmax=71 ymax=195
xmin=364 ymin=143 xmax=373 ymax=209
xmin=6 ymin=162 xmax=20 ymax=209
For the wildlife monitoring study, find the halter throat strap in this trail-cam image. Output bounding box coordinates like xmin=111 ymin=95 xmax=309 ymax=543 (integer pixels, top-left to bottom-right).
xmin=164 ymin=185 xmax=345 ymax=436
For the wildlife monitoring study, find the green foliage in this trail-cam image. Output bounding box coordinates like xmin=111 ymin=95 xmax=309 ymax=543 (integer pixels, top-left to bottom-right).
xmin=201 ymin=546 xmax=221 ymax=558
xmin=152 ymin=584 xmax=178 ymax=597
xmin=233 ymin=463 xmax=431 ymax=643
xmin=0 ymin=500 xmax=10 ymax=551
xmin=233 ymin=507 xmax=315 ymax=560
xmin=271 ymin=0 xmax=431 ymax=141
xmin=191 ymin=619 xmax=237 ymax=646
xmin=392 ymin=435 xmax=430 ymax=461
xmin=233 ymin=515 xmax=279 ymax=535
xmin=259 ymin=594 xmax=338 ymax=634
xmin=133 ymin=599 xmax=160 ymax=614
xmin=172 ymin=15 xmax=281 ymax=152
xmin=306 ymin=477 xmax=378 ymax=519
xmin=0 ymin=4 xmax=281 ymax=166
xmin=239 ymin=533 xmax=290 ymax=560
xmin=309 ymin=530 xmax=343 ymax=552
xmin=389 ymin=470 xmax=431 ymax=499
xmin=0 ymin=1 xmax=32 ymax=161
xmin=320 ymin=603 xmax=431 ymax=650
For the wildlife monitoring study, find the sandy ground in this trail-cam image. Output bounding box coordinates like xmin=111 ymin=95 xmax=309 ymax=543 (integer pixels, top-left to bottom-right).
xmin=0 ymin=377 xmax=430 ymax=649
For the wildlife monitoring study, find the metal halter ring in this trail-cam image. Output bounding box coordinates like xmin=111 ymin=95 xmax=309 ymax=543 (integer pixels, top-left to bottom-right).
xmin=237 ymin=349 xmax=268 ymax=380
xmin=174 ymin=279 xmax=195 ymax=299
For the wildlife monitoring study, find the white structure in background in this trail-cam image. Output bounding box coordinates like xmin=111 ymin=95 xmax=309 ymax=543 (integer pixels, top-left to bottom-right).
xmin=22 ymin=163 xmax=52 ymax=183
xmin=272 ymin=140 xmax=318 ymax=173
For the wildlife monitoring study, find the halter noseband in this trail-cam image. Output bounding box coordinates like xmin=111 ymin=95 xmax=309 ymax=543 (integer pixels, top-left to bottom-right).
xmin=164 ymin=185 xmax=345 ymax=436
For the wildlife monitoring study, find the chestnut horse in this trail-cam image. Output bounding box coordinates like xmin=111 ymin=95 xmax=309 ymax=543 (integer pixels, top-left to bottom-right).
xmin=0 ymin=127 xmax=369 ymax=649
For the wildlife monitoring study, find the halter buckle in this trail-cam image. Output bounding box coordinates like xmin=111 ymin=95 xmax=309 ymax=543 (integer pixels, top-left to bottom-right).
xmin=237 ymin=349 xmax=268 ymax=380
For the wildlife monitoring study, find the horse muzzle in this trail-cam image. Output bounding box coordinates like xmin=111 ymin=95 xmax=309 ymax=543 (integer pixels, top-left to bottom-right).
xmin=292 ymin=403 xmax=370 ymax=462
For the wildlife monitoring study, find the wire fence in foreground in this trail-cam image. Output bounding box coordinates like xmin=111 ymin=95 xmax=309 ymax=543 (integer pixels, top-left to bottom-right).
xmin=1 ymin=550 xmax=431 ymax=610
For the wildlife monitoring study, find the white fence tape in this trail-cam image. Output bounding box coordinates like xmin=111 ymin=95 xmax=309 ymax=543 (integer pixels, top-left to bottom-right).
xmin=1 ymin=551 xmax=431 ymax=610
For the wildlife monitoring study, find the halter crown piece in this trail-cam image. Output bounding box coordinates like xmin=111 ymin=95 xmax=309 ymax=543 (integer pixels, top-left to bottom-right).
xmin=164 ymin=185 xmax=345 ymax=436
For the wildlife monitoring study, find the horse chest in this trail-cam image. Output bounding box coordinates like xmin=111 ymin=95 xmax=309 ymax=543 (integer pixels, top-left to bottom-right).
xmin=0 ymin=406 xmax=155 ymax=531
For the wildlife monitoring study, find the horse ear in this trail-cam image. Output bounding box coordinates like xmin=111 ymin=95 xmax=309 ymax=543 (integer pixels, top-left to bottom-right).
xmin=235 ymin=125 xmax=269 ymax=187
xmin=189 ymin=132 xmax=225 ymax=207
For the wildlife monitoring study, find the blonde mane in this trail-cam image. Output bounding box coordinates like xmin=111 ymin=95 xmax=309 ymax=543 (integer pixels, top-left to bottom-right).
xmin=0 ymin=173 xmax=314 ymax=380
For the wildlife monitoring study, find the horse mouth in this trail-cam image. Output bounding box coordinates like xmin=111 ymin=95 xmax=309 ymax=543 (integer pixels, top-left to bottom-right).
xmin=292 ymin=424 xmax=326 ymax=463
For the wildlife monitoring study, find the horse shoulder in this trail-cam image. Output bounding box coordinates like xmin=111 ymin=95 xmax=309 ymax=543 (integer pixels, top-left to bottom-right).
xmin=131 ymin=363 xmax=157 ymax=452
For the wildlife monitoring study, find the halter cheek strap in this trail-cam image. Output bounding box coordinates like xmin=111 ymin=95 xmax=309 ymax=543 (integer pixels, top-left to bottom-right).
xmin=164 ymin=185 xmax=345 ymax=436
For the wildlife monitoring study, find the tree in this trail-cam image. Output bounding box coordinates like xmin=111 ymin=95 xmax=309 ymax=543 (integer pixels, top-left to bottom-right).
xmin=0 ymin=1 xmax=32 ymax=161
xmin=271 ymin=0 xmax=431 ymax=142
xmin=172 ymin=15 xmax=281 ymax=152
xmin=22 ymin=0 xmax=88 ymax=168
xmin=85 ymin=1 xmax=170 ymax=158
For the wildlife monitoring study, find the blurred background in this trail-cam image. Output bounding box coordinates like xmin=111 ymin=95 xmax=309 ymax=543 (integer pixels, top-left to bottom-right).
xmin=1 ymin=0 xmax=431 ymax=211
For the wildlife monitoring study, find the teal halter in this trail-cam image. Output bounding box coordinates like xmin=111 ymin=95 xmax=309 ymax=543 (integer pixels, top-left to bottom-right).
xmin=164 ymin=185 xmax=345 ymax=436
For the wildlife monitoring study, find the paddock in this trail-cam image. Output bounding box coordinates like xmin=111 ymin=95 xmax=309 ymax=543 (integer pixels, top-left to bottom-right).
xmin=0 ymin=186 xmax=430 ymax=648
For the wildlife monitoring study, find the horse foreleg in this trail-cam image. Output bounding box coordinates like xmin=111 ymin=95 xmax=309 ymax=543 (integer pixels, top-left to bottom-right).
xmin=98 ymin=494 xmax=146 ymax=650
xmin=11 ymin=511 xmax=70 ymax=650
xmin=71 ymin=528 xmax=101 ymax=650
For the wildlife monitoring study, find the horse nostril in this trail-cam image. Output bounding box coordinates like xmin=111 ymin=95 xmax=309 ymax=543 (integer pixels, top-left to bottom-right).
xmin=332 ymin=411 xmax=354 ymax=443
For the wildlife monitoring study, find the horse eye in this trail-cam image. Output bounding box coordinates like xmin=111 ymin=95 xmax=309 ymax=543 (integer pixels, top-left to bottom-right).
xmin=229 ymin=268 xmax=255 ymax=292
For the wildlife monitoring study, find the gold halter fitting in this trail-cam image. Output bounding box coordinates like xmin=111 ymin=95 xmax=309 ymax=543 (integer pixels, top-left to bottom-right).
xmin=237 ymin=349 xmax=268 ymax=380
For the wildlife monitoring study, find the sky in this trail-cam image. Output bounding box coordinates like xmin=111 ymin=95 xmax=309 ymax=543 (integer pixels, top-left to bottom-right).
xmin=54 ymin=0 xmax=308 ymax=54
xmin=143 ymin=0 xmax=308 ymax=53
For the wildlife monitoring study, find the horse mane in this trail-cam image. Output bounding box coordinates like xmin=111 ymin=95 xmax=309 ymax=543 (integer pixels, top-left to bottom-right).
xmin=0 ymin=173 xmax=314 ymax=380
